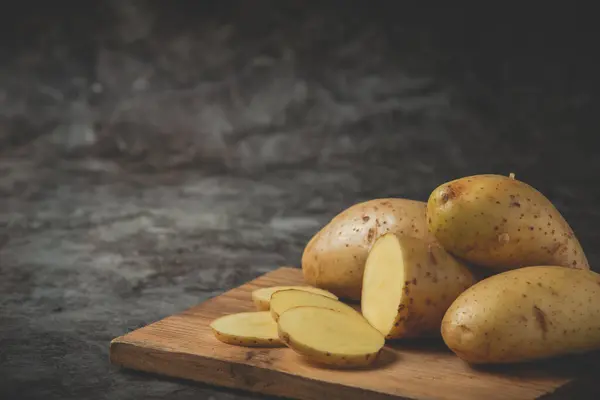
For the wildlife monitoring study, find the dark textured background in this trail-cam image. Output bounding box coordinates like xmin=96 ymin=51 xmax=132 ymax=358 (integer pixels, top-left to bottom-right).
xmin=1 ymin=2 xmax=599 ymax=399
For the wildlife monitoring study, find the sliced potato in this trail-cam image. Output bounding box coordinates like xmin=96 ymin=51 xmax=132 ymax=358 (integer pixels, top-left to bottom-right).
xmin=252 ymin=286 xmax=338 ymax=311
xmin=278 ymin=306 xmax=385 ymax=367
xmin=270 ymin=289 xmax=361 ymax=321
xmin=302 ymin=198 xmax=438 ymax=300
xmin=362 ymin=234 xmax=475 ymax=339
xmin=210 ymin=311 xmax=283 ymax=347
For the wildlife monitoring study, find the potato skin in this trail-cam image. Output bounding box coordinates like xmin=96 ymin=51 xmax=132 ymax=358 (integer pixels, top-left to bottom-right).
xmin=302 ymin=198 xmax=437 ymax=300
xmin=427 ymin=174 xmax=589 ymax=271
xmin=442 ymin=266 xmax=600 ymax=364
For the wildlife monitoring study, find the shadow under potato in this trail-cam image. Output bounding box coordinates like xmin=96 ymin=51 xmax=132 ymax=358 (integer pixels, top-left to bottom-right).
xmin=388 ymin=336 xmax=600 ymax=380
xmin=296 ymin=347 xmax=400 ymax=371
xmin=467 ymin=350 xmax=600 ymax=380
xmin=386 ymin=336 xmax=451 ymax=357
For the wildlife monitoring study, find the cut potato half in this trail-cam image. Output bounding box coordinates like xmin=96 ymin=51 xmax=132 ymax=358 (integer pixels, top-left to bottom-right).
xmin=278 ymin=306 xmax=385 ymax=367
xmin=270 ymin=289 xmax=361 ymax=321
xmin=252 ymin=286 xmax=338 ymax=311
xmin=362 ymin=234 xmax=475 ymax=339
xmin=210 ymin=311 xmax=283 ymax=347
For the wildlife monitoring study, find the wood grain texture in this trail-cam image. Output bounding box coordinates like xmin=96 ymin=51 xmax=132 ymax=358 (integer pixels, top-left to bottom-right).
xmin=110 ymin=267 xmax=600 ymax=400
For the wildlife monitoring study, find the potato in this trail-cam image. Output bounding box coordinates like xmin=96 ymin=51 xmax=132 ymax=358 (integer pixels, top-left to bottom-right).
xmin=277 ymin=306 xmax=385 ymax=367
xmin=270 ymin=289 xmax=361 ymax=321
xmin=427 ymin=174 xmax=589 ymax=271
xmin=442 ymin=266 xmax=600 ymax=364
xmin=252 ymin=286 xmax=337 ymax=311
xmin=362 ymin=234 xmax=475 ymax=339
xmin=302 ymin=198 xmax=438 ymax=300
xmin=210 ymin=311 xmax=284 ymax=347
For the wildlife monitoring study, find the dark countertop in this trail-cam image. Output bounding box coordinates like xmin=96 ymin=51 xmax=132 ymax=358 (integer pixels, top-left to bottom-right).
xmin=1 ymin=3 xmax=599 ymax=399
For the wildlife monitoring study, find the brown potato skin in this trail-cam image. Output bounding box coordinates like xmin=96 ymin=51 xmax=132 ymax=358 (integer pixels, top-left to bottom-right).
xmin=442 ymin=266 xmax=600 ymax=364
xmin=302 ymin=199 xmax=437 ymax=300
xmin=427 ymin=174 xmax=589 ymax=272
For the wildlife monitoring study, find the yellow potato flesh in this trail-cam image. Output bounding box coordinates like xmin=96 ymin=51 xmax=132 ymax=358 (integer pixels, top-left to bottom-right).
xmin=270 ymin=289 xmax=360 ymax=321
xmin=252 ymin=286 xmax=338 ymax=311
xmin=362 ymin=233 xmax=475 ymax=339
xmin=362 ymin=234 xmax=404 ymax=336
xmin=210 ymin=311 xmax=283 ymax=347
xmin=278 ymin=306 xmax=385 ymax=367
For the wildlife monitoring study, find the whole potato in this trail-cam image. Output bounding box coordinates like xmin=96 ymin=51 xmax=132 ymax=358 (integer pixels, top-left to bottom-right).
xmin=302 ymin=198 xmax=437 ymax=300
xmin=442 ymin=266 xmax=600 ymax=364
xmin=427 ymin=174 xmax=589 ymax=271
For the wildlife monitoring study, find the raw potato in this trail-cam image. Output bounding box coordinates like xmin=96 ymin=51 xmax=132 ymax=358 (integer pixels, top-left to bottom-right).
xmin=362 ymin=234 xmax=475 ymax=339
xmin=252 ymin=286 xmax=338 ymax=311
xmin=427 ymin=174 xmax=589 ymax=272
xmin=302 ymin=198 xmax=438 ymax=300
xmin=278 ymin=306 xmax=385 ymax=367
xmin=442 ymin=266 xmax=600 ymax=364
xmin=270 ymin=289 xmax=361 ymax=321
xmin=210 ymin=312 xmax=283 ymax=347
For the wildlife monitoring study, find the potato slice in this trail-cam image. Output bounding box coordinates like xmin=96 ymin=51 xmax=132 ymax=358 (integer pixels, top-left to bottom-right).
xmin=252 ymin=286 xmax=338 ymax=311
xmin=270 ymin=289 xmax=361 ymax=321
xmin=210 ymin=311 xmax=283 ymax=347
xmin=362 ymin=233 xmax=475 ymax=339
xmin=278 ymin=306 xmax=385 ymax=367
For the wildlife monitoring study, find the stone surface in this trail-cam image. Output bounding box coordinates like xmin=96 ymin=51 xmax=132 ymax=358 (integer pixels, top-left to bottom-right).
xmin=1 ymin=2 xmax=599 ymax=399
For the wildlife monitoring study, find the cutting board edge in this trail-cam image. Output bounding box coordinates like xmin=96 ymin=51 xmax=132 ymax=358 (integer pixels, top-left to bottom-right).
xmin=109 ymin=339 xmax=404 ymax=400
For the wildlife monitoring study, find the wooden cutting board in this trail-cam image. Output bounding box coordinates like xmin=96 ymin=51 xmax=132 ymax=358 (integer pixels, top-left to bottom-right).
xmin=110 ymin=267 xmax=599 ymax=400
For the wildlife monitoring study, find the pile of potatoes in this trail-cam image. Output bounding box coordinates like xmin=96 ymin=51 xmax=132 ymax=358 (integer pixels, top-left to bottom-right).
xmin=211 ymin=174 xmax=600 ymax=367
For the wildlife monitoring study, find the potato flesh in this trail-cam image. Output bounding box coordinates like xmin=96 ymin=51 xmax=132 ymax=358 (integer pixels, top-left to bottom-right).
xmin=252 ymin=286 xmax=338 ymax=311
xmin=210 ymin=311 xmax=282 ymax=347
xmin=362 ymin=234 xmax=404 ymax=336
xmin=278 ymin=306 xmax=385 ymax=367
xmin=270 ymin=289 xmax=360 ymax=321
xmin=442 ymin=266 xmax=600 ymax=364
